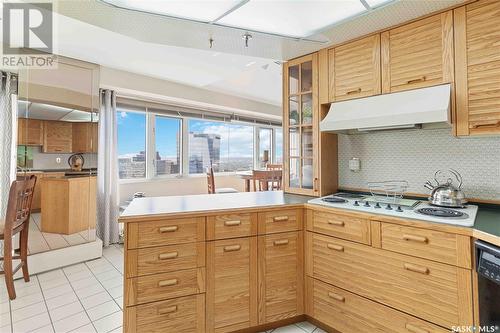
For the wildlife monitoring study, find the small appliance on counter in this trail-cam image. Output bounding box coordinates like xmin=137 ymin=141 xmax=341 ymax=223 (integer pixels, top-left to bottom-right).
xmin=68 ymin=153 xmax=85 ymax=172
xmin=424 ymin=169 xmax=467 ymax=208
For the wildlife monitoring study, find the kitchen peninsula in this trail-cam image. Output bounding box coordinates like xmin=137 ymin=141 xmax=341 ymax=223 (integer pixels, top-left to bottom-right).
xmin=120 ymin=191 xmax=500 ymax=333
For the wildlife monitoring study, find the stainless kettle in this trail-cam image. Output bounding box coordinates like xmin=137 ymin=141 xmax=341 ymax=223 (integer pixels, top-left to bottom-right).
xmin=424 ymin=169 xmax=467 ymax=208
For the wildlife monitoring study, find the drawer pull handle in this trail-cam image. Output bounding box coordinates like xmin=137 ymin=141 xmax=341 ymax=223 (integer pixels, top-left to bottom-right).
xmin=223 ymin=245 xmax=241 ymax=252
xmin=273 ymin=216 xmax=289 ymax=222
xmin=158 ymin=279 xmax=178 ymax=287
xmin=346 ymin=88 xmax=362 ymax=95
xmin=327 ymin=244 xmax=344 ymax=252
xmin=158 ymin=305 xmax=178 ymax=315
xmin=224 ymin=220 xmax=241 ymax=226
xmin=328 ymin=220 xmax=345 ymax=227
xmin=402 ymin=234 xmax=428 ymax=243
xmin=471 ymin=120 xmax=500 ymax=129
xmin=159 ymin=226 xmax=178 ymax=233
xmin=404 ymin=263 xmax=429 ymax=275
xmin=158 ymin=252 xmax=178 ymax=260
xmin=407 ymin=76 xmax=426 ymax=84
xmin=405 ymin=323 xmax=430 ymax=333
xmin=328 ymin=292 xmax=345 ymax=302
xmin=273 ymin=239 xmax=289 ymax=246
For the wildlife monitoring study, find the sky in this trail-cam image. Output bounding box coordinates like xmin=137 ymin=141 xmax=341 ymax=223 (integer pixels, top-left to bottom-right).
xmin=117 ymin=111 xmax=282 ymax=160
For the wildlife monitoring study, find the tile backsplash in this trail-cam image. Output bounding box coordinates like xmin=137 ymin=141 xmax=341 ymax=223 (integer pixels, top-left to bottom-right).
xmin=338 ymin=128 xmax=500 ymax=201
xmin=18 ymin=146 xmax=97 ymax=170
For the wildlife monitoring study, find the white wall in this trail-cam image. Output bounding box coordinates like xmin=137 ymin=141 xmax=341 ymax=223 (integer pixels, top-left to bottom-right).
xmin=119 ymin=174 xmax=247 ymax=204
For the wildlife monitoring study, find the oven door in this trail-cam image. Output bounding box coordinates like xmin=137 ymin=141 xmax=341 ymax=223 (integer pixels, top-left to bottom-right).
xmin=475 ymin=240 xmax=500 ymax=327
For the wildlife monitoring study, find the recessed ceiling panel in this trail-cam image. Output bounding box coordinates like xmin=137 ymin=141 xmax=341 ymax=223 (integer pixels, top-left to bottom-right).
xmin=217 ymin=0 xmax=366 ymax=38
xmin=103 ymin=0 xmax=242 ymax=22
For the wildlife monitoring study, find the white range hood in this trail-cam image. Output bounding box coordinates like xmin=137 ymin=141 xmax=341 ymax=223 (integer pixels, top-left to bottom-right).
xmin=320 ymin=84 xmax=451 ymax=133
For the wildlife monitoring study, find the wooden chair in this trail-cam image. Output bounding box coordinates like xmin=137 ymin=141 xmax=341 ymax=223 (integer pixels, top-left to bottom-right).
xmin=1 ymin=175 xmax=36 ymax=300
xmin=206 ymin=167 xmax=238 ymax=194
xmin=266 ymin=164 xmax=283 ymax=170
xmin=252 ymin=170 xmax=282 ymax=192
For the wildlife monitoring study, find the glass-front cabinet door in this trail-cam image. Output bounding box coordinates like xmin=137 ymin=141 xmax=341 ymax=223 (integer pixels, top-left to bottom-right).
xmin=283 ymin=54 xmax=319 ymax=195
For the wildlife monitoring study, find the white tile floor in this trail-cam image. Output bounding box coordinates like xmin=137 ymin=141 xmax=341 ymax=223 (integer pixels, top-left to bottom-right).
xmin=0 ymin=213 xmax=96 ymax=256
xmin=0 ymin=245 xmax=324 ymax=333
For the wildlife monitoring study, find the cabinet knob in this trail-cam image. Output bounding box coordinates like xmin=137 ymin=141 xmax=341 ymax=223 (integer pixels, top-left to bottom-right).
xmin=159 ymin=226 xmax=178 ymax=233
xmin=224 ymin=220 xmax=241 ymax=226
xmin=328 ymin=292 xmax=345 ymax=302
xmin=328 ymin=220 xmax=345 ymax=227
xmin=273 ymin=239 xmax=289 ymax=246
xmin=223 ymin=245 xmax=241 ymax=252
xmin=158 ymin=279 xmax=178 ymax=287
xmin=402 ymin=234 xmax=428 ymax=243
xmin=273 ymin=216 xmax=289 ymax=222
xmin=407 ymin=76 xmax=426 ymax=84
xmin=346 ymin=88 xmax=362 ymax=95
xmin=403 ymin=263 xmax=429 ymax=275
xmin=327 ymin=243 xmax=344 ymax=252
xmin=158 ymin=252 xmax=178 ymax=260
xmin=158 ymin=305 xmax=177 ymax=315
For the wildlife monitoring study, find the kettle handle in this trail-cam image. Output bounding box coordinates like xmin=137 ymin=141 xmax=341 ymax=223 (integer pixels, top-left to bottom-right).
xmin=449 ymin=169 xmax=463 ymax=189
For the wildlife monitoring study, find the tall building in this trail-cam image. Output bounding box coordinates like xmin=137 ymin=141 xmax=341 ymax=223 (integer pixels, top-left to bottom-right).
xmin=189 ymin=133 xmax=221 ymax=173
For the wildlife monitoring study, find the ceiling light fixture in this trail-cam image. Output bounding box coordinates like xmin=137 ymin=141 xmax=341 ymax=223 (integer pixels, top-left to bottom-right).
xmin=242 ymin=32 xmax=252 ymax=47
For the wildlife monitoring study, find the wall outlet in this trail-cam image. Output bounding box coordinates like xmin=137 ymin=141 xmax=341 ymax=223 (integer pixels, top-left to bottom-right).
xmin=56 ymin=157 xmax=61 ymax=164
xmin=349 ymin=158 xmax=361 ymax=172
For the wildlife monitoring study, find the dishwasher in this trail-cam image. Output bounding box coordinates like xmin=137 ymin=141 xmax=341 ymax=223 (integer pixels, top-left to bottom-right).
xmin=475 ymin=240 xmax=500 ymax=328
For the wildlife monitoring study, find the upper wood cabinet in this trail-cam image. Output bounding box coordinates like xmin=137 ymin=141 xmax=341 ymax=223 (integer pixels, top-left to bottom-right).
xmin=283 ymin=54 xmax=338 ymax=197
xmin=43 ymin=121 xmax=73 ymax=153
xmin=381 ymin=11 xmax=454 ymax=94
xmin=17 ymin=118 xmax=43 ymax=146
xmin=328 ymin=35 xmax=381 ymax=102
xmin=72 ymin=122 xmax=98 ymax=153
xmin=454 ymin=0 xmax=500 ymax=136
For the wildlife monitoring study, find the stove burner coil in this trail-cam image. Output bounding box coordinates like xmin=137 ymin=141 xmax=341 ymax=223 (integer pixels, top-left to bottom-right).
xmin=416 ymin=207 xmax=468 ymax=218
xmin=322 ymin=197 xmax=348 ymax=204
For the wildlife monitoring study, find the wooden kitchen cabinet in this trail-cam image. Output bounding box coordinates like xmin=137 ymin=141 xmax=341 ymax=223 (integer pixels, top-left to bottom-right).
xmin=43 ymin=120 xmax=73 ymax=153
xmin=206 ymin=237 xmax=258 ymax=333
xmin=258 ymin=231 xmax=303 ymax=324
xmin=17 ymin=118 xmax=43 ymax=146
xmin=454 ymin=0 xmax=500 ymax=136
xmin=381 ymin=11 xmax=454 ymax=94
xmin=329 ymin=35 xmax=381 ymax=102
xmin=283 ymin=53 xmax=338 ymax=196
xmin=72 ymin=122 xmax=98 ymax=153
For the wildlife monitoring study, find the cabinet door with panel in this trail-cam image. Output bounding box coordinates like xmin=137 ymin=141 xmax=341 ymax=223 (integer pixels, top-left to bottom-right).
xmin=206 ymin=237 xmax=258 ymax=333
xmin=455 ymin=0 xmax=500 ymax=135
xmin=43 ymin=120 xmax=73 ymax=153
xmin=17 ymin=118 xmax=44 ymax=146
xmin=283 ymin=54 xmax=320 ymax=196
xmin=258 ymin=231 xmax=303 ymax=324
xmin=329 ymin=34 xmax=381 ymax=102
xmin=381 ymin=11 xmax=454 ymax=93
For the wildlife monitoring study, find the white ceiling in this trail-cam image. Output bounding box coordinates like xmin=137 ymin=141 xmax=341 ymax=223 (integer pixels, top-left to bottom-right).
xmin=35 ymin=0 xmax=467 ymax=107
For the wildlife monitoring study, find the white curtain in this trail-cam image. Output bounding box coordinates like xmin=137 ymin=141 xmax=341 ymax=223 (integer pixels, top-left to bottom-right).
xmin=0 ymin=72 xmax=17 ymax=218
xmin=97 ymin=89 xmax=120 ymax=246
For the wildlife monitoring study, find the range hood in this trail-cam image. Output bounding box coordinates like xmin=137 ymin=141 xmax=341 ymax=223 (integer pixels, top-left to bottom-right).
xmin=320 ymin=84 xmax=451 ymax=133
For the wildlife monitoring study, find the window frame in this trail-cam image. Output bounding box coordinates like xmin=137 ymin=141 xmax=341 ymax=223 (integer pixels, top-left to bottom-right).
xmin=118 ymin=109 xmax=282 ymax=183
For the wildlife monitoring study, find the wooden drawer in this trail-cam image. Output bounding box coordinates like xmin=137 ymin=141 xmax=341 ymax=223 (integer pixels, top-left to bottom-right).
xmin=126 ymin=242 xmax=205 ymax=278
xmin=380 ymin=223 xmax=471 ymax=268
xmin=125 ymin=294 xmax=205 ymax=333
xmin=307 ymin=232 xmax=473 ymax=328
xmin=258 ymin=209 xmax=302 ymax=235
xmin=330 ymin=34 xmax=381 ymax=102
xmin=307 ymin=277 xmax=448 ymax=333
xmin=125 ymin=267 xmax=205 ymax=306
xmin=311 ymin=210 xmax=371 ymax=245
xmin=207 ymin=213 xmax=257 ymax=240
xmin=381 ymin=11 xmax=454 ymax=93
xmin=258 ymin=231 xmax=304 ymax=324
xmin=127 ymin=217 xmax=205 ymax=249
xmin=207 ymin=237 xmax=258 ymax=333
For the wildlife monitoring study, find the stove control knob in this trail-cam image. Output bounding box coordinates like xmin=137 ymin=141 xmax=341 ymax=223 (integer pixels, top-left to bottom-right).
xmin=353 ymin=201 xmax=359 ymax=206
xmin=386 ymin=204 xmax=393 ymax=210
xmin=375 ymin=202 xmax=381 ymax=208
xmin=364 ymin=201 xmax=370 ymax=207
xmin=396 ymin=206 xmax=403 ymax=212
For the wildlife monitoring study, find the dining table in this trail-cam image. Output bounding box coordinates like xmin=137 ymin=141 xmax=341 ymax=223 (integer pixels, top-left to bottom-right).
xmin=237 ymin=169 xmax=283 ymax=192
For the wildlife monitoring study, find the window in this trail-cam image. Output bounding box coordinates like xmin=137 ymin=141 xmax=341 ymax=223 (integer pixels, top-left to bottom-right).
xmin=117 ymin=110 xmax=147 ymax=179
xmin=116 ymin=102 xmax=282 ymax=181
xmin=154 ymin=115 xmax=181 ymax=176
xmin=188 ymin=120 xmax=254 ymax=174
xmin=258 ymin=128 xmax=272 ymax=168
